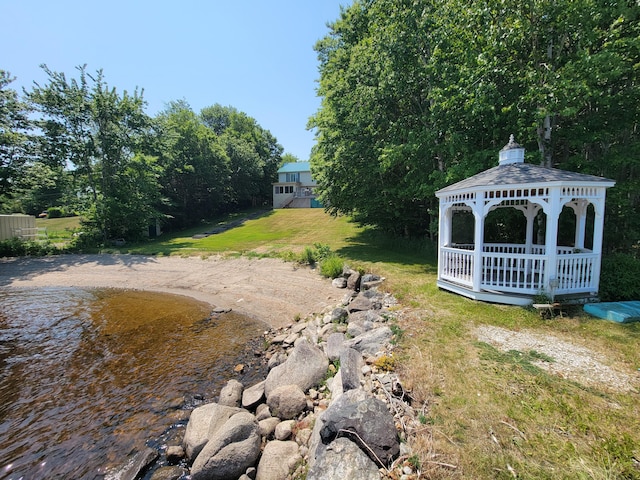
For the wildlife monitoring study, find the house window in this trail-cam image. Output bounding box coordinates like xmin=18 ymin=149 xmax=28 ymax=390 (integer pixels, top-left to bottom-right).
xmin=275 ymin=186 xmax=294 ymax=194
xmin=285 ymin=172 xmax=299 ymax=183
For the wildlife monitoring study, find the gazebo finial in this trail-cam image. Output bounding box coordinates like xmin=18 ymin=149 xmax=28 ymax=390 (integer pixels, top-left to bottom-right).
xmin=499 ymin=134 xmax=525 ymax=165
xmin=501 ymin=134 xmax=521 ymax=151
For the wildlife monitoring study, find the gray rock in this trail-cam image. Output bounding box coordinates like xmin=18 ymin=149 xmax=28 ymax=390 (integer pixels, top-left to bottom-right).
xmin=183 ymin=403 xmax=242 ymax=460
xmin=327 ymin=370 xmax=343 ymax=401
xmin=346 ymin=295 xmax=373 ymax=313
xmin=258 ymin=416 xmax=281 ymax=438
xmin=111 ymin=447 xmax=158 ymax=480
xmin=246 ymin=466 xmax=257 ymax=479
xmin=149 ymin=465 xmax=188 ymax=480
xmin=267 ymin=384 xmax=307 ymax=420
xmin=330 ymin=307 xmax=348 ymax=323
xmin=290 ymin=322 xmax=308 ymax=334
xmin=242 ymin=380 xmax=265 ymax=410
xmin=325 ymin=332 xmax=346 ymax=362
xmin=346 ymin=318 xmax=373 ymax=338
xmin=339 ymin=348 xmax=364 ymax=392
xmin=332 ymin=277 xmax=347 ymax=288
xmin=346 ymin=271 xmax=361 ymax=290
xmin=349 ymin=309 xmax=384 ymax=324
xmin=191 ymin=411 xmax=261 ymax=480
xmin=165 ymin=445 xmax=184 ymax=463
xmin=317 ymin=392 xmax=399 ymax=466
xmin=265 ymin=338 xmax=328 ymax=396
xmin=344 ymin=326 xmax=393 ymax=355
xmin=361 ymin=273 xmax=381 ymax=283
xmin=219 ymin=379 xmax=244 ymax=407
xmin=255 ymin=403 xmax=271 ymax=421
xmin=267 ymin=351 xmax=287 ymax=371
xmin=271 ymin=333 xmax=288 ymax=344
xmin=306 ymin=437 xmax=380 ymax=480
xmin=255 ymin=440 xmax=301 ymax=480
xmin=275 ymin=419 xmax=295 ymax=441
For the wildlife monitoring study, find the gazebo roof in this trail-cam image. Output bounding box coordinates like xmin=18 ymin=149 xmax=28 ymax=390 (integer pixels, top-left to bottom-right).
xmin=436 ymin=162 xmax=615 ymax=196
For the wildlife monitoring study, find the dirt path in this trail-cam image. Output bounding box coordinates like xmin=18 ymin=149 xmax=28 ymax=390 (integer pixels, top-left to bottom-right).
xmin=477 ymin=325 xmax=639 ymax=393
xmin=0 ymin=254 xmax=343 ymax=329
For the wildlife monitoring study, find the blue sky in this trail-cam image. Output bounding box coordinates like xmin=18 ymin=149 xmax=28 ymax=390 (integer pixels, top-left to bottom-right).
xmin=1 ymin=1 xmax=349 ymax=160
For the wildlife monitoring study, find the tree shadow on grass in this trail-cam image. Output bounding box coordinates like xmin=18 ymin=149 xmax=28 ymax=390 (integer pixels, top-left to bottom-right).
xmin=335 ymin=228 xmax=438 ymax=274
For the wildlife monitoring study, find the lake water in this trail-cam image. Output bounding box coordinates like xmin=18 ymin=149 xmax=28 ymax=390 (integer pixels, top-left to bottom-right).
xmin=0 ymin=287 xmax=266 ymax=479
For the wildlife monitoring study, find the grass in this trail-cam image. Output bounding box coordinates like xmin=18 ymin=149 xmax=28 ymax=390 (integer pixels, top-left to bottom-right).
xmin=125 ymin=209 xmax=361 ymax=257
xmin=35 ymin=215 xmax=82 ymax=244
xmin=62 ymin=209 xmax=640 ymax=478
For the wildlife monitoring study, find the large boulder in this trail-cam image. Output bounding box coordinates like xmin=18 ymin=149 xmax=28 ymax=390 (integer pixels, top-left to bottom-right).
xmin=315 ymin=389 xmax=399 ymax=467
xmin=218 ymin=379 xmax=243 ymax=407
xmin=308 ymin=389 xmax=368 ymax=467
xmin=190 ymin=411 xmax=261 ymax=480
xmin=346 ymin=295 xmax=373 ymax=313
xmin=266 ymin=384 xmax=307 ymax=420
xmin=339 ymin=348 xmax=363 ymax=392
xmin=242 ymin=380 xmax=265 ymax=410
xmin=344 ymin=326 xmax=393 ymax=355
xmin=183 ymin=403 xmax=242 ymax=460
xmin=306 ymin=437 xmax=379 ymax=480
xmin=255 ymin=440 xmax=301 ymax=480
xmin=265 ymin=338 xmax=328 ymax=396
xmin=325 ymin=332 xmax=346 ymax=362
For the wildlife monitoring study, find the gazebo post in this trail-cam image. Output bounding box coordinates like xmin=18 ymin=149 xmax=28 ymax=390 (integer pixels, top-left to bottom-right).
xmin=472 ymin=204 xmax=485 ymax=292
xmin=590 ymin=197 xmax=607 ymax=292
xmin=572 ymin=200 xmax=588 ymax=250
xmin=543 ymin=188 xmax=561 ymax=296
xmin=524 ymin=204 xmax=537 ymax=254
xmin=437 ymin=203 xmax=450 ymax=280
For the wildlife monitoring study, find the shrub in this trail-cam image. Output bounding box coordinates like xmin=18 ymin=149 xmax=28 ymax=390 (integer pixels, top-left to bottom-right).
xmin=320 ymin=255 xmax=344 ymax=278
xmin=300 ymin=246 xmax=316 ymax=265
xmin=0 ymin=238 xmax=59 ymax=257
xmin=47 ymin=207 xmax=63 ymax=218
xmin=599 ymin=253 xmax=640 ymax=302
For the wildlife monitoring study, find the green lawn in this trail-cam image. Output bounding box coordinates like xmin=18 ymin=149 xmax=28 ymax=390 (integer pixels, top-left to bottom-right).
xmin=126 ymin=208 xmax=640 ymax=479
xmin=35 ymin=215 xmax=82 ymax=243
xmin=126 ymin=209 xmax=364 ymax=257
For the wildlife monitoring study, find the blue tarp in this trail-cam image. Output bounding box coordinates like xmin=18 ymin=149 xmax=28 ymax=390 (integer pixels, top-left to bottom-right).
xmin=584 ymin=301 xmax=640 ymax=323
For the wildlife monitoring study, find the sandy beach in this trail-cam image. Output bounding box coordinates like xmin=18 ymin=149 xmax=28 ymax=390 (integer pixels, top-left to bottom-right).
xmin=0 ymin=254 xmax=343 ymax=329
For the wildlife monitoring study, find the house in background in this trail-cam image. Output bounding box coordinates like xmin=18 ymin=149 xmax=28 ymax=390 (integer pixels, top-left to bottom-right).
xmin=273 ymin=162 xmax=322 ymax=209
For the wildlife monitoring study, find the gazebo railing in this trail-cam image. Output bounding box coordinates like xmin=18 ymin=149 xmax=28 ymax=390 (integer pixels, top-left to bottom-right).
xmin=481 ymin=253 xmax=546 ymax=293
xmin=556 ymin=253 xmax=596 ymax=292
xmin=440 ymin=247 xmax=474 ymax=287
xmin=440 ymin=244 xmax=598 ymax=295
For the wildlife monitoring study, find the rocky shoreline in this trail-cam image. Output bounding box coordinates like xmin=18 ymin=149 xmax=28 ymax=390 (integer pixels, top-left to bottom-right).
xmin=110 ymin=268 xmax=421 ymax=480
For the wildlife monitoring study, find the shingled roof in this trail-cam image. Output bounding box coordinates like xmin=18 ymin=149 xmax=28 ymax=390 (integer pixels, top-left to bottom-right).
xmin=436 ymin=162 xmax=615 ymax=195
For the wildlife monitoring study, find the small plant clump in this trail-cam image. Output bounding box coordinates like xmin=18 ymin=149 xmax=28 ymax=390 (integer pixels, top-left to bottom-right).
xmin=320 ymin=255 xmax=344 ymax=278
xmin=373 ymin=354 xmax=396 ymax=372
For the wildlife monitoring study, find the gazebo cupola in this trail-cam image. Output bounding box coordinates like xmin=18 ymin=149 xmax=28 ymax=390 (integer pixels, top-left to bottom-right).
xmin=435 ymin=136 xmax=616 ymax=306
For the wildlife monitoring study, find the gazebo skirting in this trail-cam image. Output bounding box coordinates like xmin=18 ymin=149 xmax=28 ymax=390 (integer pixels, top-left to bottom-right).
xmin=438 ymin=243 xmax=598 ymax=305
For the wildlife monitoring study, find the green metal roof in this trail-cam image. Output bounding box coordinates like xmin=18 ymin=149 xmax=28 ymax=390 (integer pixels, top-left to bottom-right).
xmin=277 ymin=162 xmax=310 ymax=173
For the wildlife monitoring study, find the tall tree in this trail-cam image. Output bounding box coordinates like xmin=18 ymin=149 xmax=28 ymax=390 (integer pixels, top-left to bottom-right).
xmin=27 ymin=65 xmax=159 ymax=240
xmin=201 ymin=104 xmax=283 ymax=207
xmin=311 ymin=0 xmax=639 ymax=248
xmin=0 ymin=70 xmax=32 ymax=211
xmin=155 ymin=101 xmax=229 ymax=228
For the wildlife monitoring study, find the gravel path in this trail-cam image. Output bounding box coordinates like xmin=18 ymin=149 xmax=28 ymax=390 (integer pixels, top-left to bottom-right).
xmin=0 ymin=254 xmax=343 ymax=329
xmin=477 ymin=325 xmax=639 ymax=393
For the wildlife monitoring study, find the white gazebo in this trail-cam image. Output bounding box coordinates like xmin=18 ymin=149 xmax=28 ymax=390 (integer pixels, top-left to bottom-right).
xmin=435 ymin=136 xmax=616 ymax=305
